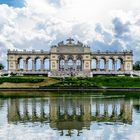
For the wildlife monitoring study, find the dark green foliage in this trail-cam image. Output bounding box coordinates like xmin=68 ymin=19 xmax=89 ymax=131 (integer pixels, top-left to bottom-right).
xmin=0 ymin=63 xmax=4 ymax=70
xmin=48 ymin=76 xmax=140 ymax=88
xmin=133 ymin=61 xmax=140 ymax=70
xmin=0 ymin=77 xmax=44 ymax=84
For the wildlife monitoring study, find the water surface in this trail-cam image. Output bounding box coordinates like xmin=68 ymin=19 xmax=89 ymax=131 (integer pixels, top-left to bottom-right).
xmin=0 ymin=91 xmax=140 ymax=140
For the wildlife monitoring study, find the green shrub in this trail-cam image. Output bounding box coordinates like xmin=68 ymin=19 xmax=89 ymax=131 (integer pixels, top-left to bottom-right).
xmin=0 ymin=77 xmax=44 ymax=83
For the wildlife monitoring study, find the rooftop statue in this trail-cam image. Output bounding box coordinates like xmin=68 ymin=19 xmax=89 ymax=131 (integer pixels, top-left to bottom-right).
xmin=66 ymin=37 xmax=74 ymax=44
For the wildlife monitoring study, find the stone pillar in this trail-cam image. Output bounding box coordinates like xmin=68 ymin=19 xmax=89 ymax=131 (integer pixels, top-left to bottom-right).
xmin=97 ymin=60 xmax=100 ymax=71
xmin=115 ymin=60 xmax=117 ymax=71
xmin=82 ymin=60 xmax=84 ymax=71
xmin=41 ymin=60 xmax=44 ymax=71
xmin=112 ymin=61 xmax=115 ymax=71
xmin=81 ymin=60 xmax=83 ymax=71
xmin=16 ymin=61 xmax=18 ymax=71
xmin=49 ymin=60 xmax=51 ymax=71
xmin=121 ymin=62 xmax=124 ymax=71
xmin=105 ymin=60 xmax=109 ymax=72
xmin=66 ymin=60 xmax=69 ymax=70
xmin=23 ymin=60 xmax=27 ymax=71
xmin=56 ymin=60 xmax=59 ymax=71
xmin=32 ymin=60 xmax=35 ymax=71
xmin=73 ymin=60 xmax=76 ymax=71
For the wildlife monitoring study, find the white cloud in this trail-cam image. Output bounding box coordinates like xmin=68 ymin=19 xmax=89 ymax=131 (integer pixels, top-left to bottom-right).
xmin=0 ymin=0 xmax=140 ymax=68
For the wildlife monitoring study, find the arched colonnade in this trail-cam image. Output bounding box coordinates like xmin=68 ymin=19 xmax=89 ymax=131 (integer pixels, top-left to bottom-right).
xmin=91 ymin=57 xmax=124 ymax=71
xmin=17 ymin=56 xmax=50 ymax=71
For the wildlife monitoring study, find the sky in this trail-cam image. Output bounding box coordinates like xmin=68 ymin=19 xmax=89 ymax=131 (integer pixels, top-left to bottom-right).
xmin=0 ymin=0 xmax=140 ymax=68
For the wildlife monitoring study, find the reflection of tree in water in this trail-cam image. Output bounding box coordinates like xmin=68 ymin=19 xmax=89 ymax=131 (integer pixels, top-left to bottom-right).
xmin=7 ymin=96 xmax=135 ymax=136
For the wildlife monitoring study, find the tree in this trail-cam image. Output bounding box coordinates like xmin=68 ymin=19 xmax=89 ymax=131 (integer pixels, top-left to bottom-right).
xmin=0 ymin=63 xmax=4 ymax=70
xmin=133 ymin=61 xmax=140 ymax=70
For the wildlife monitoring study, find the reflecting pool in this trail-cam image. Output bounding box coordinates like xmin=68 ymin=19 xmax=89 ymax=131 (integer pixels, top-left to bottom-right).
xmin=0 ymin=92 xmax=140 ymax=140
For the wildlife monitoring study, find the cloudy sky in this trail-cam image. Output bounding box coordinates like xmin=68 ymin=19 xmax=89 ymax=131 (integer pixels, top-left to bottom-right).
xmin=0 ymin=0 xmax=140 ymax=67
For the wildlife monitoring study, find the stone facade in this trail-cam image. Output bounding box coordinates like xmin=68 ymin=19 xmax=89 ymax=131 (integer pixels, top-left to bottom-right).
xmin=7 ymin=38 xmax=133 ymax=76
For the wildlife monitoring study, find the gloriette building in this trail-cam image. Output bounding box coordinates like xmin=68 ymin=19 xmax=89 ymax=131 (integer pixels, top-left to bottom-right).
xmin=7 ymin=38 xmax=133 ymax=77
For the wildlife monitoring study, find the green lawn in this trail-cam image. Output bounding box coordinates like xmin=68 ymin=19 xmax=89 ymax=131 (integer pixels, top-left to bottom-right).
xmin=48 ymin=76 xmax=140 ymax=88
xmin=1 ymin=76 xmax=140 ymax=88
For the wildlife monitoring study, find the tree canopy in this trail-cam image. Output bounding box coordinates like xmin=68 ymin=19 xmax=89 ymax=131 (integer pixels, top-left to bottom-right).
xmin=0 ymin=63 xmax=4 ymax=70
xmin=133 ymin=61 xmax=140 ymax=70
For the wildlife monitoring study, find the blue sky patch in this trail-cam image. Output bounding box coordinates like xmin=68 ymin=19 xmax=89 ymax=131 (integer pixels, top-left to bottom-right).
xmin=0 ymin=0 xmax=25 ymax=8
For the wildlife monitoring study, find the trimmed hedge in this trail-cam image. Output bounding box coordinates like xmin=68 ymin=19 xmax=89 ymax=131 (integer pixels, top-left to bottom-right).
xmin=0 ymin=77 xmax=44 ymax=84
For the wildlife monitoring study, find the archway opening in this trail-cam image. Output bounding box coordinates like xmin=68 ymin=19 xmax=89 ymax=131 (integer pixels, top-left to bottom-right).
xmin=68 ymin=59 xmax=73 ymax=69
xmin=35 ymin=58 xmax=41 ymax=71
xmin=108 ymin=58 xmax=114 ymax=71
xmin=27 ymin=58 xmax=32 ymax=71
xmin=99 ymin=58 xmax=106 ymax=71
xmin=18 ymin=58 xmax=24 ymax=71
xmin=91 ymin=59 xmax=97 ymax=71
xmin=76 ymin=59 xmax=82 ymax=71
xmin=116 ymin=58 xmax=123 ymax=71
xmin=44 ymin=58 xmax=50 ymax=70
xmin=59 ymin=59 xmax=65 ymax=71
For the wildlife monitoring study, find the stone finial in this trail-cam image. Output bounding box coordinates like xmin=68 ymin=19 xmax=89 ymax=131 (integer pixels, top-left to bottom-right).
xmin=66 ymin=38 xmax=74 ymax=44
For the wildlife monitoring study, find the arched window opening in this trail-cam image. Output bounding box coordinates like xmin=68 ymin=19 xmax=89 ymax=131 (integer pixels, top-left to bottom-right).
xmin=68 ymin=59 xmax=73 ymax=70
xmin=108 ymin=59 xmax=114 ymax=71
xmin=35 ymin=58 xmax=41 ymax=71
xmin=91 ymin=59 xmax=97 ymax=70
xmin=18 ymin=58 xmax=24 ymax=71
xmin=27 ymin=58 xmax=32 ymax=71
xmin=99 ymin=59 xmax=106 ymax=71
xmin=44 ymin=58 xmax=50 ymax=70
xmin=59 ymin=59 xmax=65 ymax=70
xmin=76 ymin=59 xmax=82 ymax=70
xmin=116 ymin=58 xmax=123 ymax=71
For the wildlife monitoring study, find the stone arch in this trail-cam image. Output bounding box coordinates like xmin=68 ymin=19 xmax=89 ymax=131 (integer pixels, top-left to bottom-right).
xmin=76 ymin=55 xmax=82 ymax=71
xmin=58 ymin=55 xmax=65 ymax=60
xmin=91 ymin=57 xmax=97 ymax=70
xmin=59 ymin=58 xmax=65 ymax=70
xmin=99 ymin=57 xmax=106 ymax=71
xmin=67 ymin=55 xmax=74 ymax=60
xmin=116 ymin=57 xmax=124 ymax=71
xmin=76 ymin=59 xmax=82 ymax=71
xmin=58 ymin=55 xmax=65 ymax=71
xmin=17 ymin=57 xmax=24 ymax=70
xmin=43 ymin=57 xmax=50 ymax=70
xmin=67 ymin=55 xmax=74 ymax=70
xmin=35 ymin=57 xmax=41 ymax=71
xmin=26 ymin=57 xmax=32 ymax=71
xmin=76 ymin=55 xmax=82 ymax=60
xmin=108 ymin=57 xmax=115 ymax=71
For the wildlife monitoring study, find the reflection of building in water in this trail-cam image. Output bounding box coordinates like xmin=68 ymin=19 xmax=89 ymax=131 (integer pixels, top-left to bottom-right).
xmin=7 ymin=97 xmax=133 ymax=135
xmin=133 ymin=99 xmax=140 ymax=113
